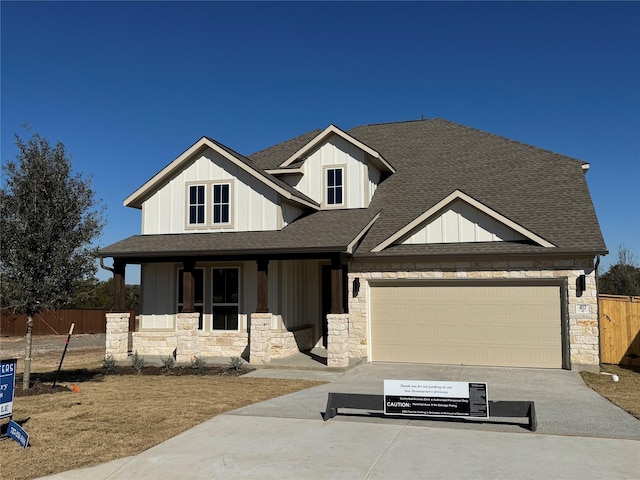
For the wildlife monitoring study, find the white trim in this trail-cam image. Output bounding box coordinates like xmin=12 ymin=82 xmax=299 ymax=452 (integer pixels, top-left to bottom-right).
xmin=186 ymin=183 xmax=207 ymax=227
xmin=371 ymin=190 xmax=556 ymax=252
xmin=323 ymin=165 xmax=346 ymax=208
xmin=279 ymin=125 xmax=395 ymax=173
xmin=124 ymin=137 xmax=318 ymax=210
xmin=266 ymin=167 xmax=304 ymax=175
xmin=211 ymin=181 xmax=232 ymax=226
xmin=346 ymin=212 xmax=381 ymax=254
xmin=581 ymin=163 xmax=590 ymax=171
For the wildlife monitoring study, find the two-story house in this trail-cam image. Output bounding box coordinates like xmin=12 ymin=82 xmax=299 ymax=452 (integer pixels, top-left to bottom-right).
xmin=99 ymin=119 xmax=607 ymax=371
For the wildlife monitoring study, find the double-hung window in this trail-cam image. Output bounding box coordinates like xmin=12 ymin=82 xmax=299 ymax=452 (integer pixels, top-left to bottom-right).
xmin=213 ymin=183 xmax=230 ymax=225
xmin=326 ymin=167 xmax=344 ymax=206
xmin=177 ymin=268 xmax=205 ymax=330
xmin=212 ymin=267 xmax=239 ymax=330
xmin=188 ymin=185 xmax=206 ymax=226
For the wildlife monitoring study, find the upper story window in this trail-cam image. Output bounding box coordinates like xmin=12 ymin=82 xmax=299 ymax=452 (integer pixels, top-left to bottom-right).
xmin=213 ymin=183 xmax=230 ymax=224
xmin=326 ymin=167 xmax=344 ymax=206
xmin=188 ymin=185 xmax=206 ymax=225
xmin=185 ymin=181 xmax=234 ymax=229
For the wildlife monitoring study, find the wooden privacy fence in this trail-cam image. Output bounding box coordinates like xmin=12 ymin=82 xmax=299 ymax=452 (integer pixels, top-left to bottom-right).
xmin=0 ymin=309 xmax=137 ymax=337
xmin=599 ymin=295 xmax=640 ymax=366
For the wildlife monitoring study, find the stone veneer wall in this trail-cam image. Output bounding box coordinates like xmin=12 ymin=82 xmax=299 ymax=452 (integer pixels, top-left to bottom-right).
xmin=327 ymin=314 xmax=349 ymax=367
xmin=132 ymin=316 xmax=313 ymax=362
xmin=249 ymin=313 xmax=273 ymax=364
xmin=132 ymin=313 xmax=248 ymax=360
xmin=133 ymin=331 xmax=248 ymax=359
xmin=348 ymin=257 xmax=599 ymax=369
xmin=270 ymin=325 xmax=314 ymax=359
xmin=106 ymin=313 xmax=131 ymax=361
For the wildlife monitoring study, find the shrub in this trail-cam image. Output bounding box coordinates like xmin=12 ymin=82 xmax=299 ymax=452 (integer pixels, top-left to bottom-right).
xmin=103 ymin=355 xmax=117 ymax=375
xmin=190 ymin=355 xmax=207 ymax=375
xmin=131 ymin=351 xmax=146 ymax=374
xmin=161 ymin=355 xmax=175 ymax=374
xmin=228 ymin=356 xmax=244 ymax=371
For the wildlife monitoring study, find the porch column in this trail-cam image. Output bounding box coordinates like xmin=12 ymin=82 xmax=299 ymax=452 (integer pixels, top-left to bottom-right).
xmin=328 ymin=255 xmax=348 ymax=367
xmin=113 ymin=259 xmax=126 ymax=312
xmin=330 ymin=256 xmax=344 ymax=314
xmin=327 ymin=313 xmax=349 ymax=367
xmin=250 ymin=313 xmax=272 ymax=365
xmin=106 ymin=312 xmax=130 ymax=361
xmin=182 ymin=259 xmax=196 ymax=313
xmin=256 ymin=259 xmax=269 ymax=313
xmin=176 ymin=312 xmax=201 ymax=364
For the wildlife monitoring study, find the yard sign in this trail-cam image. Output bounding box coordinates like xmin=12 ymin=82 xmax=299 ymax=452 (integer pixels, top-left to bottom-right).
xmin=0 ymin=358 xmax=17 ymax=419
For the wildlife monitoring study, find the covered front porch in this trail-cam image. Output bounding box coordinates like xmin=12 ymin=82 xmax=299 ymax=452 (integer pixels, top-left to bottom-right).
xmin=104 ymin=253 xmax=353 ymax=368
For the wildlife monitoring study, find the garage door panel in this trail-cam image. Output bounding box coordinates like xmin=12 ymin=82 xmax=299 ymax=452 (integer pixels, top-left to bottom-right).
xmin=371 ymin=283 xmax=562 ymax=368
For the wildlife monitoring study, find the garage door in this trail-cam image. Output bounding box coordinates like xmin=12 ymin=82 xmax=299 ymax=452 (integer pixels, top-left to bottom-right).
xmin=370 ymin=282 xmax=562 ymax=368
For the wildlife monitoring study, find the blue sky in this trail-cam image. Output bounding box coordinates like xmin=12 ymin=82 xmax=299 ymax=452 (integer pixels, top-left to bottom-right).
xmin=2 ymin=1 xmax=639 ymax=283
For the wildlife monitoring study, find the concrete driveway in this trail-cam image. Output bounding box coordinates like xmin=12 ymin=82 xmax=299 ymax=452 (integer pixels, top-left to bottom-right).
xmin=42 ymin=363 xmax=640 ymax=480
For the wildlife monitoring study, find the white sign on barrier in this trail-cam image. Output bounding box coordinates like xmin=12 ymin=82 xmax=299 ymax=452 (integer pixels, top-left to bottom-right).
xmin=384 ymin=380 xmax=488 ymax=418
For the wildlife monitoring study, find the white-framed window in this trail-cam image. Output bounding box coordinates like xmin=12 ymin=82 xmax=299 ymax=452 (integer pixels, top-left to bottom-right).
xmin=177 ymin=268 xmax=205 ymax=330
xmin=188 ymin=185 xmax=206 ymax=225
xmin=212 ymin=183 xmax=231 ymax=225
xmin=212 ymin=267 xmax=239 ymax=330
xmin=326 ymin=167 xmax=344 ymax=206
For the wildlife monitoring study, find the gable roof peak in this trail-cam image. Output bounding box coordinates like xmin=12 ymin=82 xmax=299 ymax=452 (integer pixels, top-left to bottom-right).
xmin=124 ymin=135 xmax=319 ymax=210
xmin=278 ymin=124 xmax=395 ymax=173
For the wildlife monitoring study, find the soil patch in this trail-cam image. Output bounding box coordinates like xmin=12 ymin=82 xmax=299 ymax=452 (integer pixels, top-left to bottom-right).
xmin=14 ymin=364 xmax=255 ymax=397
xmin=580 ymin=364 xmax=640 ymax=420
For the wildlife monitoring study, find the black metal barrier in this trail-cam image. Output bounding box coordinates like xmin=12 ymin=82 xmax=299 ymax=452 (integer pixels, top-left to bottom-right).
xmin=323 ymin=393 xmax=537 ymax=432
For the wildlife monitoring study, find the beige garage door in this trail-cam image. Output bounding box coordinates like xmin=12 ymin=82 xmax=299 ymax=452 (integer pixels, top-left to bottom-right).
xmin=370 ymin=282 xmax=562 ymax=368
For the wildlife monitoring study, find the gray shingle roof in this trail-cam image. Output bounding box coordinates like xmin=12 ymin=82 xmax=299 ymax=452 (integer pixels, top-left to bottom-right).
xmin=100 ymin=208 xmax=378 ymax=260
xmin=345 ymin=119 xmax=605 ymax=254
xmin=101 ymin=119 xmax=606 ymax=260
xmin=249 ymin=129 xmax=323 ymax=170
xmin=204 ymin=136 xmax=319 ymax=207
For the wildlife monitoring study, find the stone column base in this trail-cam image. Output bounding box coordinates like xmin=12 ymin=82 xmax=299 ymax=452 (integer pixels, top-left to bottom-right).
xmin=250 ymin=313 xmax=273 ymax=365
xmin=327 ymin=314 xmax=349 ymax=367
xmin=176 ymin=312 xmax=201 ymax=363
xmin=106 ymin=313 xmax=130 ymax=361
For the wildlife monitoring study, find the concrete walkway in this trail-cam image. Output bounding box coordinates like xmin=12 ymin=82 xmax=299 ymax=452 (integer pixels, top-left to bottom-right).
xmin=41 ymin=364 xmax=640 ymax=480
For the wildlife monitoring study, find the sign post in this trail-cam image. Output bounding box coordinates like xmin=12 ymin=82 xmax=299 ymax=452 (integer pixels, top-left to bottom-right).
xmin=53 ymin=323 xmax=75 ymax=388
xmin=384 ymin=380 xmax=488 ymax=418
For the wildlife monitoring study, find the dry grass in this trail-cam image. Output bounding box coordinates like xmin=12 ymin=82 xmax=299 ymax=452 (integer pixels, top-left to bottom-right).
xmin=580 ymin=365 xmax=640 ymax=420
xmin=0 ymin=349 xmax=324 ymax=480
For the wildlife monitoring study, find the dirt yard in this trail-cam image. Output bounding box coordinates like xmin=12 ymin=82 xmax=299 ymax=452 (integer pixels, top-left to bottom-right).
xmin=0 ymin=336 xmax=324 ymax=480
xmin=1 ymin=334 xmax=106 ymax=374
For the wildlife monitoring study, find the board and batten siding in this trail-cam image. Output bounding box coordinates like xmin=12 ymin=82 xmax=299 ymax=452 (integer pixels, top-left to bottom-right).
xmin=141 ymin=148 xmax=298 ymax=234
xmin=139 ymin=260 xmax=322 ymax=335
xmin=401 ymin=199 xmax=527 ymax=245
xmin=283 ymin=136 xmax=381 ymax=209
xmin=140 ymin=261 xmax=259 ymax=331
xmin=277 ymin=260 xmax=321 ymax=331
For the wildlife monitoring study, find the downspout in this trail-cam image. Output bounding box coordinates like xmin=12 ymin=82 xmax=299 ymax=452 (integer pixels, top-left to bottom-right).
xmin=100 ymin=257 xmax=115 ymax=273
